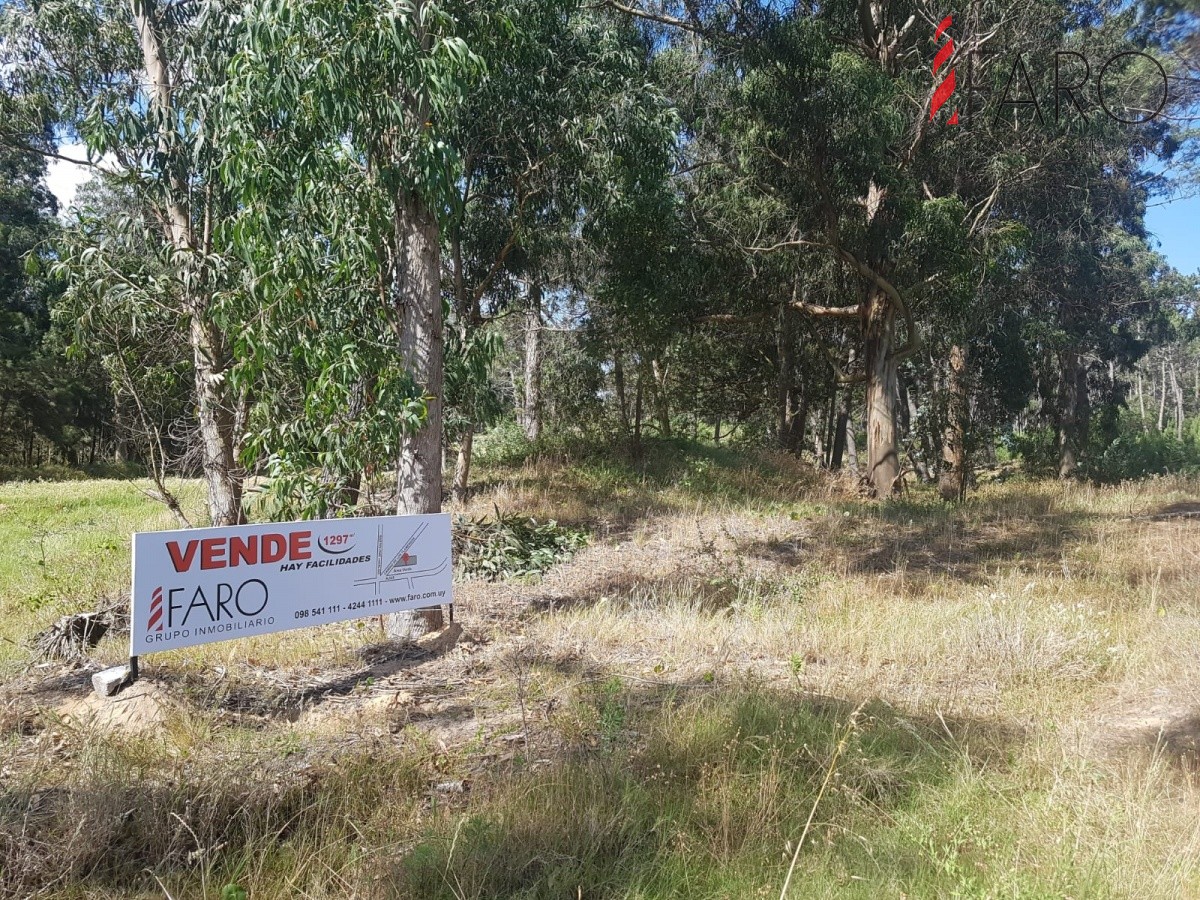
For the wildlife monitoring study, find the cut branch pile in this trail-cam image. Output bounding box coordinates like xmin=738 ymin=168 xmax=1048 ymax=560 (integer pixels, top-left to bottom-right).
xmin=453 ymin=509 xmax=588 ymax=581
xmin=30 ymin=604 xmax=125 ymax=662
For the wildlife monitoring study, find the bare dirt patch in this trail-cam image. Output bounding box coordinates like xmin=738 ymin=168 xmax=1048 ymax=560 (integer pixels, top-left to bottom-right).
xmin=54 ymin=680 xmax=171 ymax=736
xmin=1090 ymin=689 xmax=1200 ymax=771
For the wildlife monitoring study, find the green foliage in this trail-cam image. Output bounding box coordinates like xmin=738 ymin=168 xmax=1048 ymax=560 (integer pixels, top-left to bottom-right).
xmin=1008 ymin=416 xmax=1200 ymax=483
xmin=453 ymin=509 xmax=588 ymax=580
xmin=1087 ymin=427 xmax=1200 ymax=482
xmin=0 ymin=142 xmax=107 ymax=469
xmin=1006 ymin=427 xmax=1061 ymax=478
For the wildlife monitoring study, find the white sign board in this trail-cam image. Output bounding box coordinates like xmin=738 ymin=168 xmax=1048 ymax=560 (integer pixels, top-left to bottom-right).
xmin=130 ymin=514 xmax=452 ymax=655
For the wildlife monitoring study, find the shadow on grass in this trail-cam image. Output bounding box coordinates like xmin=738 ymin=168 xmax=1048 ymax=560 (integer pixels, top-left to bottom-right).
xmin=385 ymin=681 xmax=1026 ymax=900
xmin=524 ymin=569 xmax=741 ymax=617
xmin=176 ymin=640 xmax=449 ymax=722
xmin=466 ymin=437 xmax=821 ymax=530
xmin=1 ymin=677 xmax=1031 ymax=899
xmin=745 ymin=487 xmax=1100 ymax=588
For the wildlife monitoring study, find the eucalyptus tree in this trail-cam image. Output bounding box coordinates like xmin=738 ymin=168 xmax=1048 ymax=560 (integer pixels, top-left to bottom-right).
xmin=52 ymin=178 xmax=197 ymax=521
xmin=613 ymin=0 xmax=1193 ymax=492
xmin=978 ymin=0 xmax=1190 ymax=478
xmin=1 ymin=0 xmax=250 ymax=524
xmin=224 ymin=0 xmax=481 ymax=518
xmin=441 ymin=0 xmax=675 ymax=490
xmin=0 ymin=141 xmax=96 ymax=469
xmin=442 ymin=0 xmax=616 ymax=482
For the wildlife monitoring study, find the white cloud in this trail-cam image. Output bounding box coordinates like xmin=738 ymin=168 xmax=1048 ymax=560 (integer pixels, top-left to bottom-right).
xmin=45 ymin=142 xmax=117 ymax=215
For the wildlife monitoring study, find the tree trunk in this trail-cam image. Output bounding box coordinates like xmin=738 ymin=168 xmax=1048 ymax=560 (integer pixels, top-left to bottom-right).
xmin=938 ymin=344 xmax=968 ymax=502
xmin=453 ymin=428 xmax=472 ymax=503
xmin=632 ymin=364 xmax=645 ymax=448
xmin=191 ymin=315 xmax=244 ymax=525
xmin=830 ymin=390 xmax=849 ymax=470
xmin=1170 ymin=361 xmax=1185 ymax=440
xmin=1058 ymin=351 xmax=1088 ymax=479
xmin=776 ymin=301 xmax=796 ymax=451
xmin=1158 ymin=358 xmax=1167 ymax=432
xmin=830 ymin=350 xmax=856 ymax=471
xmin=113 ymin=396 xmax=131 ymax=464
xmin=900 ymin=375 xmax=932 ymax=483
xmin=389 ymin=191 xmax=445 ymax=639
xmin=652 ymin=357 xmax=671 ymax=437
xmin=521 ymin=283 xmax=543 ymax=442
xmin=613 ymin=355 xmax=630 ymax=436
xmin=131 ymin=0 xmax=243 ymax=526
xmin=822 ymin=390 xmax=836 ymax=468
xmin=393 ymin=193 xmax=444 ymax=517
xmin=846 ymin=408 xmax=858 ymax=473
xmin=864 ymin=288 xmax=900 ymax=495
xmin=790 ymin=392 xmax=809 ymax=457
xmin=1137 ymin=372 xmax=1147 ymax=431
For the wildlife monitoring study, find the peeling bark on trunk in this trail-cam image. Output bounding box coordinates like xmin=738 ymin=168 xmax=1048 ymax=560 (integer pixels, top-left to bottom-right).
xmin=388 ymin=192 xmax=444 ymax=639
xmin=938 ymin=344 xmax=968 ymax=502
xmin=393 ymin=193 xmax=444 ymax=517
xmin=191 ymin=316 xmax=243 ymax=525
xmin=864 ymin=288 xmax=900 ymax=495
xmin=130 ymin=0 xmax=242 ymax=526
xmin=521 ymin=284 xmax=543 ymax=442
xmin=900 ymin=375 xmax=931 ymax=483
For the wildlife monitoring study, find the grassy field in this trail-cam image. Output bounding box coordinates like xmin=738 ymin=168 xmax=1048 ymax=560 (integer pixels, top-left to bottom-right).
xmin=3 ymin=441 xmax=1200 ymax=898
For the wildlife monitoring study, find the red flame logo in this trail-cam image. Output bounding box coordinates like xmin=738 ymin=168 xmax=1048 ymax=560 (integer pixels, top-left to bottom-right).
xmin=931 ymin=15 xmax=959 ymax=125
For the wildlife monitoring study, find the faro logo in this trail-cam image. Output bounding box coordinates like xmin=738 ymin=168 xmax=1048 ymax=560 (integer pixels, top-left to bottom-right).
xmin=931 ymin=15 xmax=959 ymax=125
xmin=146 ymin=580 xmax=270 ymax=631
xmin=931 ymin=12 xmax=1170 ymax=128
xmin=148 ymin=586 xmax=165 ymax=632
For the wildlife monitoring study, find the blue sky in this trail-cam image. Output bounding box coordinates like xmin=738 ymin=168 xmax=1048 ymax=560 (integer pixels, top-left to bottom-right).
xmin=1145 ymin=194 xmax=1200 ymax=276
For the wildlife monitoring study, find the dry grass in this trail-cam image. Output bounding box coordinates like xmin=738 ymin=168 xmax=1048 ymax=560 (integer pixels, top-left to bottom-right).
xmin=4 ymin=445 xmax=1200 ymax=897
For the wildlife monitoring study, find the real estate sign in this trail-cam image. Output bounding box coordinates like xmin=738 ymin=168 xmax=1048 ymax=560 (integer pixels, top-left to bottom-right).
xmin=130 ymin=514 xmax=452 ymax=655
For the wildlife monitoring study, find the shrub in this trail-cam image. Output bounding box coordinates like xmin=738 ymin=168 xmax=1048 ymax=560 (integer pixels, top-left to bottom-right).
xmin=1086 ymin=429 xmax=1200 ymax=482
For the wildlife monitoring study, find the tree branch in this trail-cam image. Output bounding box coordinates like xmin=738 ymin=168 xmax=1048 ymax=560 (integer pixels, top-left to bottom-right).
xmin=595 ymin=0 xmax=703 ymax=33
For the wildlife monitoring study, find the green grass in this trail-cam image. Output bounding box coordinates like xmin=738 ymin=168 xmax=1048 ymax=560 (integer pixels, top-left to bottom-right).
xmin=0 ymin=478 xmax=206 ymax=672
xmin=4 ymin=446 xmax=1200 ymax=898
